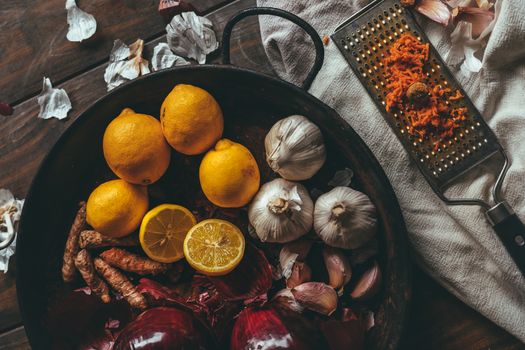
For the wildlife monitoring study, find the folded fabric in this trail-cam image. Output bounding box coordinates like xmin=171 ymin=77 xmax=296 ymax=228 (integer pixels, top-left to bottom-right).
xmin=257 ymin=0 xmax=525 ymax=342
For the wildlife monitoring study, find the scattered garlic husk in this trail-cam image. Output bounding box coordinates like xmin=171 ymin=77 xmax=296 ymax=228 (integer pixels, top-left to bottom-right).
xmin=350 ymin=261 xmax=382 ymax=301
xmin=314 ymin=187 xmax=377 ymax=249
xmin=452 ymin=6 xmax=495 ymax=38
xmin=0 ymin=189 xmax=24 ymax=273
xmin=322 ymin=247 xmax=352 ymax=293
xmin=65 ymin=0 xmax=97 ymax=42
xmin=265 ymin=115 xmax=326 ymax=181
xmin=37 ymin=78 xmax=72 ymax=120
xmin=166 ymin=12 xmax=218 ymax=64
xmin=151 ymin=43 xmax=190 ymax=71
xmin=286 ymin=262 xmax=312 ymax=289
xmin=279 ymin=239 xmax=313 ymax=279
xmin=291 ymin=282 xmax=338 ymax=316
xmin=328 ymin=168 xmax=354 ymax=188
xmin=248 ymin=178 xmax=314 ymax=243
xmin=272 ymin=288 xmax=305 ymax=313
xmin=104 ymin=39 xmax=150 ymax=91
xmin=415 ymin=0 xmax=452 ymax=25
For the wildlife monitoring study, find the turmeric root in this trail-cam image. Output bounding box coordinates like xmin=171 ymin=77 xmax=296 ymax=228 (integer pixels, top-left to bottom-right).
xmin=79 ymin=230 xmax=138 ymax=249
xmin=94 ymin=257 xmax=147 ymax=310
xmin=75 ymin=249 xmax=111 ymax=303
xmin=99 ymin=248 xmax=170 ymax=275
xmin=62 ymin=202 xmax=87 ymax=283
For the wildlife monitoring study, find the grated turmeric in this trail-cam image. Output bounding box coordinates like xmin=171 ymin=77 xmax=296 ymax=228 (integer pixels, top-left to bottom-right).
xmin=383 ymin=33 xmax=466 ymax=150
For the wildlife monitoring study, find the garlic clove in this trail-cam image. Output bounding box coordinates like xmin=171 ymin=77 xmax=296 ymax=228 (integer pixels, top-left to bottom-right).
xmin=314 ymin=187 xmax=377 ymax=249
xmin=286 ymin=262 xmax=312 ymax=289
xmin=452 ymin=6 xmax=495 ymax=38
xmin=415 ymin=0 xmax=452 ymax=26
xmin=279 ymin=239 xmax=313 ymax=279
xmin=265 ymin=115 xmax=326 ymax=181
xmin=350 ymin=261 xmax=382 ymax=301
xmin=272 ymin=288 xmax=305 ymax=313
xmin=322 ymin=247 xmax=352 ymax=292
xmin=291 ymin=282 xmax=338 ymax=316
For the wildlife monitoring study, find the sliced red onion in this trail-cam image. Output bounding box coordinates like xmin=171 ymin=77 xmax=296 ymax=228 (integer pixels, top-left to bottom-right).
xmin=291 ymin=282 xmax=338 ymax=316
xmin=209 ymin=243 xmax=273 ymax=301
xmin=231 ymin=303 xmax=329 ymax=350
xmin=114 ymin=307 xmax=215 ymax=350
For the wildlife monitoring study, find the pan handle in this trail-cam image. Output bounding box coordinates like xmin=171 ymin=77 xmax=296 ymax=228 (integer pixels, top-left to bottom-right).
xmin=221 ymin=7 xmax=324 ymax=91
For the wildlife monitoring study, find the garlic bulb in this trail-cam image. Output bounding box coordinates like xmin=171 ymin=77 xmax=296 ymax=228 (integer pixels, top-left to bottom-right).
xmin=265 ymin=115 xmax=326 ymax=181
xmin=248 ymin=178 xmax=313 ymax=243
xmin=314 ymin=187 xmax=377 ymax=249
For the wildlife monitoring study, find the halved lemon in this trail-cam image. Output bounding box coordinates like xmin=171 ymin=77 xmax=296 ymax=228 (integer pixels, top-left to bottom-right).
xmin=183 ymin=219 xmax=245 ymax=276
xmin=139 ymin=204 xmax=197 ymax=263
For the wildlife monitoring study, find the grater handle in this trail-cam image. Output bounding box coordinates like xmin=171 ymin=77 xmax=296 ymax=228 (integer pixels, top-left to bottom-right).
xmin=486 ymin=202 xmax=525 ymax=274
xmin=222 ymin=7 xmax=325 ymax=90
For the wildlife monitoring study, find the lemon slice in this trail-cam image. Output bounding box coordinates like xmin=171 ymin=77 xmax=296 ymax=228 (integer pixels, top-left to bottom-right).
xmin=139 ymin=204 xmax=197 ymax=263
xmin=183 ymin=219 xmax=245 ymax=276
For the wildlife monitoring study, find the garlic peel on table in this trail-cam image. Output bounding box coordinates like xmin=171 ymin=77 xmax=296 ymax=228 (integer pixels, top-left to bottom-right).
xmin=104 ymin=39 xmax=150 ymax=91
xmin=265 ymin=115 xmax=326 ymax=181
xmin=314 ymin=187 xmax=377 ymax=249
xmin=151 ymin=43 xmax=190 ymax=71
xmin=37 ymin=78 xmax=72 ymax=120
xmin=65 ymin=0 xmax=97 ymax=42
xmin=248 ymin=178 xmax=313 ymax=243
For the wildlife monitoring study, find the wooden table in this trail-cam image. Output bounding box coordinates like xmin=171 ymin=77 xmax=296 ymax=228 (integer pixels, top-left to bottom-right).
xmin=0 ymin=1 xmax=522 ymax=349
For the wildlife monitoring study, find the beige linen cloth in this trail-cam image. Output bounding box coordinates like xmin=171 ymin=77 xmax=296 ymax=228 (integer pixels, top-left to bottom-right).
xmin=257 ymin=0 xmax=525 ymax=342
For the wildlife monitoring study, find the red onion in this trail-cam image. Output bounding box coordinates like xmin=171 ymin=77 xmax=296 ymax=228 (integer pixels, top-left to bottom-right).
xmin=114 ymin=307 xmax=215 ymax=350
xmin=231 ymin=303 xmax=329 ymax=350
xmin=208 ymin=243 xmax=273 ymax=301
xmin=0 ymin=102 xmax=13 ymax=116
xmin=158 ymin=0 xmax=196 ymax=24
xmin=319 ymin=307 xmax=365 ymax=350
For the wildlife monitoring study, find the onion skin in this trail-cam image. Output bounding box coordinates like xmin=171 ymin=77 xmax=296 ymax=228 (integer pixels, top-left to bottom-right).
xmin=114 ymin=307 xmax=215 ymax=350
xmin=209 ymin=243 xmax=273 ymax=301
xmin=231 ymin=303 xmax=329 ymax=350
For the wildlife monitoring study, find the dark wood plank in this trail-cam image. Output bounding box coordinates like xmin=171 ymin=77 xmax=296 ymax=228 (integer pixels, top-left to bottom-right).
xmin=0 ymin=327 xmax=30 ymax=350
xmin=0 ymin=0 xmax=229 ymax=105
xmin=400 ymin=267 xmax=524 ymax=350
xmin=0 ymin=266 xmax=18 ymax=334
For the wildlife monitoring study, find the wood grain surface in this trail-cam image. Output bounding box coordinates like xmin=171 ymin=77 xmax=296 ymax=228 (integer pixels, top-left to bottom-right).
xmin=0 ymin=0 xmax=522 ymax=348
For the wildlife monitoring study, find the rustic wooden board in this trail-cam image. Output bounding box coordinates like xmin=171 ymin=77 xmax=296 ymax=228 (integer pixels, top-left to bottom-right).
xmin=0 ymin=0 xmax=230 ymax=105
xmin=0 ymin=327 xmax=30 ymax=350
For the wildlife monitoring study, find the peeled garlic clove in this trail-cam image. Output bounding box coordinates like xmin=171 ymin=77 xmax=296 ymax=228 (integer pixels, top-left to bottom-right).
xmin=279 ymin=239 xmax=312 ymax=279
xmin=286 ymin=262 xmax=312 ymax=289
xmin=248 ymin=178 xmax=313 ymax=243
xmin=350 ymin=261 xmax=382 ymax=301
xmin=265 ymin=115 xmax=326 ymax=181
xmin=291 ymin=282 xmax=338 ymax=316
xmin=314 ymin=187 xmax=377 ymax=249
xmin=323 ymin=247 xmax=352 ymax=291
xmin=272 ymin=288 xmax=304 ymax=313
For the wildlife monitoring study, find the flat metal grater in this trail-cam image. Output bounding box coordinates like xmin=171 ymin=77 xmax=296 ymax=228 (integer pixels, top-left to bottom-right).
xmin=332 ymin=0 xmax=525 ymax=274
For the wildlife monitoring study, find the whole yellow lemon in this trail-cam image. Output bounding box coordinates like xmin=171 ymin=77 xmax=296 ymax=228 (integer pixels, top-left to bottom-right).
xmin=160 ymin=84 xmax=224 ymax=155
xmin=103 ymin=108 xmax=171 ymax=185
xmin=199 ymin=139 xmax=260 ymax=208
xmin=86 ymin=179 xmax=149 ymax=237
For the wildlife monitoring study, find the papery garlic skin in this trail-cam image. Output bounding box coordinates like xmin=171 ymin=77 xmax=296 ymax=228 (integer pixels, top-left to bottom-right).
xmin=265 ymin=115 xmax=326 ymax=181
xmin=65 ymin=0 xmax=97 ymax=42
xmin=248 ymin=178 xmax=313 ymax=243
xmin=314 ymin=187 xmax=377 ymax=249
